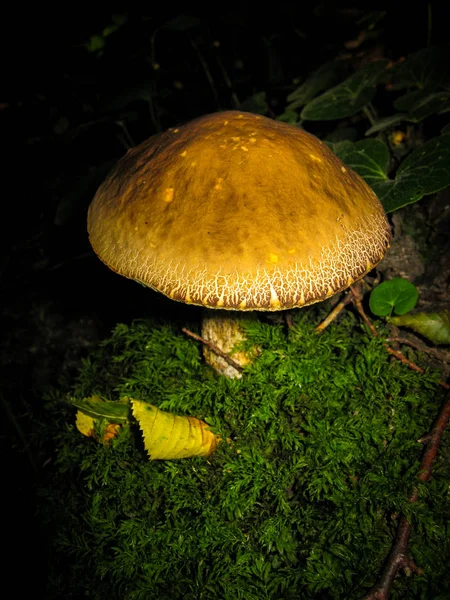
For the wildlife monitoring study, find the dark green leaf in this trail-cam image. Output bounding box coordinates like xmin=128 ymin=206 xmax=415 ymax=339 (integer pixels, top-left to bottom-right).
xmin=369 ymin=278 xmax=419 ymax=317
xmin=325 ymin=127 xmax=357 ymax=143
xmin=381 ymin=132 xmax=450 ymax=212
xmin=391 ymin=45 xmax=450 ymax=90
xmin=161 ymin=14 xmax=202 ymax=31
xmin=408 ymin=91 xmax=450 ymax=120
xmin=84 ymin=35 xmax=105 ymax=53
xmin=365 ymin=114 xmax=410 ymax=136
xmin=332 ymin=134 xmax=450 ymax=213
xmin=239 ymin=92 xmax=268 ymax=115
xmin=394 ymin=89 xmax=430 ymax=112
xmin=300 ymin=60 xmax=389 ymax=121
xmin=332 ymin=139 xmax=390 ymax=187
xmin=395 ymin=89 xmax=450 ymax=121
xmin=276 ymin=109 xmax=300 ymax=124
xmin=390 ymin=311 xmax=450 ymax=345
xmin=286 ymin=61 xmax=347 ymax=110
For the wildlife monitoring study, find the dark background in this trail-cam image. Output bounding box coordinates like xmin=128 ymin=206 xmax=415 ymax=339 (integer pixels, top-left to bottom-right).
xmin=1 ymin=4 xmax=447 ymax=596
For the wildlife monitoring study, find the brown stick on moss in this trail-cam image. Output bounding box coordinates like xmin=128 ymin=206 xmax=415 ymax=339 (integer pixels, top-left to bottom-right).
xmin=182 ymin=327 xmax=243 ymax=374
xmin=362 ymin=390 xmax=450 ymax=600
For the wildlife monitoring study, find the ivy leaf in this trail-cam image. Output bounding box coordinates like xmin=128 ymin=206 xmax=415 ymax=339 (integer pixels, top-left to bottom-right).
xmin=239 ymin=91 xmax=269 ymax=115
xmin=391 ymin=45 xmax=450 ymax=90
xmin=390 ymin=311 xmax=450 ymax=345
xmin=285 ymin=61 xmax=348 ymax=110
xmin=332 ymin=139 xmax=390 ymax=188
xmin=365 ymin=113 xmax=410 ymax=136
xmin=408 ymin=91 xmax=450 ymax=120
xmin=325 ymin=127 xmax=357 ymax=143
xmin=369 ymin=279 xmax=419 ymax=317
xmin=301 ymin=60 xmax=389 ymax=120
xmin=332 ymin=133 xmax=450 ymax=212
xmin=379 ymin=132 xmax=450 ymax=212
xmin=394 ymin=89 xmax=450 ymax=121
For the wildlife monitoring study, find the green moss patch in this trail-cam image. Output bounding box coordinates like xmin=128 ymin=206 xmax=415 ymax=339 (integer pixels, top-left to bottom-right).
xmin=40 ymin=311 xmax=450 ymax=599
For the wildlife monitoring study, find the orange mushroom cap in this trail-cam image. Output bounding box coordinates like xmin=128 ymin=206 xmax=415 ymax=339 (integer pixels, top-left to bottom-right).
xmin=88 ymin=111 xmax=391 ymax=310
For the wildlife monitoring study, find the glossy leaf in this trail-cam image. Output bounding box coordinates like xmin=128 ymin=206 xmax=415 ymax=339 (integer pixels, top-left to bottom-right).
xmin=332 ymin=139 xmax=390 ymax=188
xmin=369 ymin=278 xmax=419 ymax=317
xmin=240 ymin=91 xmax=269 ymax=115
xmin=390 ymin=311 xmax=450 ymax=345
xmin=391 ymin=45 xmax=450 ymax=90
xmin=332 ymin=133 xmax=450 ymax=212
xmin=286 ymin=61 xmax=347 ymax=110
xmin=301 ymin=60 xmax=389 ymax=120
xmin=365 ymin=113 xmax=410 ymax=136
xmin=394 ymin=89 xmax=450 ymax=121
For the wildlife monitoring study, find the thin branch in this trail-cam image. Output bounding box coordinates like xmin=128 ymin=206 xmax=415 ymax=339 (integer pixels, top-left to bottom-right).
xmin=181 ymin=328 xmax=243 ymax=373
xmin=189 ymin=37 xmax=220 ymax=106
xmin=350 ymin=282 xmax=379 ymax=336
xmin=315 ymin=291 xmax=353 ymax=333
xmin=387 ymin=336 xmax=450 ymax=364
xmin=350 ymin=284 xmax=450 ymax=390
xmin=362 ymin=390 xmax=450 ymax=599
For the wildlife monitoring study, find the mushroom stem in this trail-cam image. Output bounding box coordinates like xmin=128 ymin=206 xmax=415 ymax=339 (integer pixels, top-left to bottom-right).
xmin=201 ymin=311 xmax=258 ymax=378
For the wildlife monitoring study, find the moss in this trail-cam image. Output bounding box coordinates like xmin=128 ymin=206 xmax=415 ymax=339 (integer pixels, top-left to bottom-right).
xmin=39 ymin=310 xmax=450 ymax=599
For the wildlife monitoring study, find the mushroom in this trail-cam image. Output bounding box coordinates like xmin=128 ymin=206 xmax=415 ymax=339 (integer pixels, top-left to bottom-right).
xmin=88 ymin=111 xmax=391 ymax=377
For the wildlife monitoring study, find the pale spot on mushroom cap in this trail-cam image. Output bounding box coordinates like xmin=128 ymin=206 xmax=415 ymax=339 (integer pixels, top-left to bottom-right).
xmin=267 ymin=253 xmax=279 ymax=264
xmin=241 ymin=146 xmax=249 ymax=151
xmin=341 ymin=166 xmax=347 ymax=173
xmin=163 ymin=188 xmax=174 ymax=203
xmin=309 ymin=154 xmax=322 ymax=162
xmin=181 ymin=150 xmax=187 ymax=157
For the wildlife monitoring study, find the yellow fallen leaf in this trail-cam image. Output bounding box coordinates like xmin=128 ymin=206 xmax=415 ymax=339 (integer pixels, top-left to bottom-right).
xmin=75 ymin=410 xmax=121 ymax=444
xmin=130 ymin=399 xmax=218 ymax=460
xmin=75 ymin=411 xmax=95 ymax=437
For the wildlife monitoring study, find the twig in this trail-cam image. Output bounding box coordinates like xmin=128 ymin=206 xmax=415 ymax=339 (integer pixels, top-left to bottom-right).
xmin=387 ymin=337 xmax=450 ymax=364
xmin=315 ymin=291 xmax=353 ymax=332
xmin=189 ymin=37 xmax=220 ymax=106
xmin=181 ymin=328 xmax=243 ymax=373
xmin=350 ymin=282 xmax=379 ymax=336
xmin=350 ymin=284 xmax=450 ymax=390
xmin=362 ymin=390 xmax=450 ymax=599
